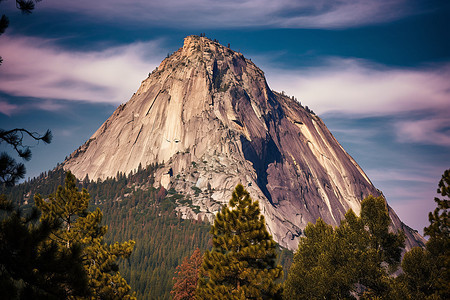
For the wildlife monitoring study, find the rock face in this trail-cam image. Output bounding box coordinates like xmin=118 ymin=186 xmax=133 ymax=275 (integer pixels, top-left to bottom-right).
xmin=63 ymin=35 xmax=424 ymax=250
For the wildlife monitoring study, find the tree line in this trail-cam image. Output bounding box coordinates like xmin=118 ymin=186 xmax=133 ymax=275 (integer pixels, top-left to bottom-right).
xmin=0 ymin=171 xmax=136 ymax=299
xmin=1 ymin=126 xmax=448 ymax=298
xmin=172 ymin=170 xmax=449 ymax=299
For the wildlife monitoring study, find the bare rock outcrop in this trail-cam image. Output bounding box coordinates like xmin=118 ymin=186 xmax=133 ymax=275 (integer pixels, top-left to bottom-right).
xmin=63 ymin=35 xmax=425 ymax=250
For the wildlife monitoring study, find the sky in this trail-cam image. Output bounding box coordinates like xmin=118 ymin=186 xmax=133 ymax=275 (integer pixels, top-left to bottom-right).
xmin=0 ymin=0 xmax=449 ymax=235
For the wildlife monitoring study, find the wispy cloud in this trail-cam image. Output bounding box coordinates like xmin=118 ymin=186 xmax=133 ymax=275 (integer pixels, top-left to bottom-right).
xmin=266 ymin=58 xmax=450 ymax=116
xmin=1 ymin=35 xmax=449 ymax=148
xmin=367 ymin=168 xmax=438 ymax=184
xmin=0 ymin=97 xmax=77 ymax=116
xmin=40 ymin=0 xmax=419 ymax=29
xmin=0 ymin=100 xmax=19 ymax=116
xmin=395 ymin=118 xmax=450 ymax=147
xmin=364 ymin=164 xmax=444 ymax=234
xmin=0 ymin=35 xmax=163 ymax=106
xmin=265 ymin=58 xmax=450 ymax=146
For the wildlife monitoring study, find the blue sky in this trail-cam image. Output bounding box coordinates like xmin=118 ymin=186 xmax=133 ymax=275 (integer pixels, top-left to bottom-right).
xmin=0 ymin=0 xmax=449 ymax=234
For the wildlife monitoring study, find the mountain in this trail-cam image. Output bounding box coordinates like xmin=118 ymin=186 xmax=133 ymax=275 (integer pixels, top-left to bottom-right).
xmin=63 ymin=35 xmax=424 ymax=250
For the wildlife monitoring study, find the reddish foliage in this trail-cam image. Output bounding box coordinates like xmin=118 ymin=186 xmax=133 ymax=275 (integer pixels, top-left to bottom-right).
xmin=156 ymin=186 xmax=166 ymax=202
xmin=171 ymin=248 xmax=203 ymax=300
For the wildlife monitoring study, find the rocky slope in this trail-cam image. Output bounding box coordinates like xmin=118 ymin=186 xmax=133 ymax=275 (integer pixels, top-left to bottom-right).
xmin=63 ymin=35 xmax=424 ymax=250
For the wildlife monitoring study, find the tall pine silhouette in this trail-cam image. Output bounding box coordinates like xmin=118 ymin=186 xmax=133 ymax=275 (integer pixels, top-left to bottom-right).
xmin=34 ymin=171 xmax=136 ymax=299
xmin=197 ymin=184 xmax=282 ymax=299
xmin=0 ymin=195 xmax=88 ymax=299
xmin=399 ymin=169 xmax=450 ymax=299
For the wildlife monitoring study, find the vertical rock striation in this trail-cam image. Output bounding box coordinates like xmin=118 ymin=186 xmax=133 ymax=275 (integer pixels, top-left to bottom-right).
xmin=63 ymin=36 xmax=424 ymax=250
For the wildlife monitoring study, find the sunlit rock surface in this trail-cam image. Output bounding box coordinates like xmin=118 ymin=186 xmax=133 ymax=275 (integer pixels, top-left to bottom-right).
xmin=64 ymin=36 xmax=425 ymax=250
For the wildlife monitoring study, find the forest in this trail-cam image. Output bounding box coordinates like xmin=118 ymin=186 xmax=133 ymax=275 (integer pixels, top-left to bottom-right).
xmin=1 ymin=163 xmax=294 ymax=299
xmin=1 ymin=164 xmax=448 ymax=299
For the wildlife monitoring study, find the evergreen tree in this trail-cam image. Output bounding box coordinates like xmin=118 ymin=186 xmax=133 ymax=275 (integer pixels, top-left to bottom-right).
xmin=171 ymin=248 xmax=203 ymax=300
xmin=197 ymin=184 xmax=282 ymax=299
xmin=284 ymin=195 xmax=405 ymax=299
xmin=0 ymin=194 xmax=88 ymax=299
xmin=424 ymin=169 xmax=450 ymax=298
xmin=283 ymin=217 xmax=355 ymax=299
xmin=34 ymin=171 xmax=136 ymax=299
xmin=1 ymin=0 xmax=43 ymax=65
xmin=398 ymin=169 xmax=449 ymax=299
xmin=0 ymin=128 xmax=52 ymax=186
xmin=398 ymin=247 xmax=436 ymax=299
xmin=361 ymin=195 xmax=405 ymax=271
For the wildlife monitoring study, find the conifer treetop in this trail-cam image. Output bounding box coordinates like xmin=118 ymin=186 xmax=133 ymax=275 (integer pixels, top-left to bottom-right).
xmin=197 ymin=184 xmax=282 ymax=299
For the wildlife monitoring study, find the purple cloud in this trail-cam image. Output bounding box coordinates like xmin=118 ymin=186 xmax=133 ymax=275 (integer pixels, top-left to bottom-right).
xmin=0 ymin=100 xmax=19 ymax=116
xmin=0 ymin=35 xmax=163 ymax=105
xmin=1 ymin=35 xmax=448 ymax=150
xmin=395 ymin=118 xmax=450 ymax=147
xmin=40 ymin=0 xmax=419 ymax=29
xmin=263 ymin=58 xmax=450 ymax=148
xmin=265 ymin=58 xmax=450 ymax=116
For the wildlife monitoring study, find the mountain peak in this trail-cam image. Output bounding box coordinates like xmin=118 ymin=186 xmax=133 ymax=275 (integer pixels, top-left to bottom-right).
xmin=63 ymin=36 xmax=424 ymax=250
xmin=158 ymin=35 xmax=236 ymax=67
xmin=181 ymin=35 xmax=234 ymax=56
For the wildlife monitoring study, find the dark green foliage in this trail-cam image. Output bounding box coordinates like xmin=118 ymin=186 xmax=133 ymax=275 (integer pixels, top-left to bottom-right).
xmin=361 ymin=195 xmax=405 ymax=272
xmin=425 ymin=169 xmax=450 ymax=298
xmin=100 ymin=186 xmax=211 ymax=299
xmin=3 ymin=166 xmax=297 ymax=299
xmin=80 ymin=167 xmax=211 ymax=300
xmin=397 ymin=169 xmax=450 ymax=299
xmin=35 ymin=172 xmax=136 ymax=299
xmin=284 ymin=195 xmax=405 ymax=299
xmin=0 ymin=1 xmax=42 ymax=64
xmin=276 ymin=248 xmax=293 ymax=282
xmin=3 ymin=164 xmax=213 ymax=299
xmin=0 ymin=128 xmax=52 ymax=186
xmin=425 ymin=169 xmax=449 ymax=256
xmin=284 ymin=218 xmax=355 ymax=299
xmin=0 ymin=167 xmax=66 ymax=206
xmin=0 ymin=195 xmax=88 ymax=299
xmin=197 ymin=184 xmax=283 ymax=299
xmin=398 ymin=247 xmax=436 ymax=299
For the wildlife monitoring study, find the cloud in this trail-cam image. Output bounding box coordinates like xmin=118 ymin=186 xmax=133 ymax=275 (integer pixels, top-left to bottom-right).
xmin=367 ymin=168 xmax=438 ymax=184
xmin=0 ymin=35 xmax=163 ymax=105
xmin=1 ymin=35 xmax=448 ymax=148
xmin=40 ymin=0 xmax=418 ymax=29
xmin=0 ymin=100 xmax=19 ymax=116
xmin=264 ymin=58 xmax=450 ymax=148
xmin=373 ymin=166 xmax=444 ymax=234
xmin=265 ymin=58 xmax=450 ymax=116
xmin=395 ymin=118 xmax=450 ymax=147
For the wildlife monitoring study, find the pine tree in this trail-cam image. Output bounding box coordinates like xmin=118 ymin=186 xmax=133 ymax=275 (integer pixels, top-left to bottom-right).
xmin=0 ymin=194 xmax=88 ymax=299
xmin=0 ymin=128 xmax=52 ymax=186
xmin=197 ymin=184 xmax=282 ymax=299
xmin=424 ymin=169 xmax=450 ymax=298
xmin=34 ymin=171 xmax=136 ymax=299
xmin=283 ymin=218 xmax=354 ymax=299
xmin=171 ymin=248 xmax=203 ymax=300
xmin=398 ymin=247 xmax=436 ymax=299
xmin=398 ymin=169 xmax=450 ymax=299
xmin=284 ymin=195 xmax=405 ymax=299
xmin=361 ymin=195 xmax=405 ymax=270
xmin=1 ymin=0 xmax=44 ymax=65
